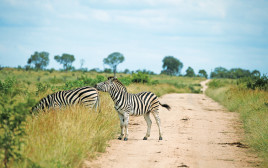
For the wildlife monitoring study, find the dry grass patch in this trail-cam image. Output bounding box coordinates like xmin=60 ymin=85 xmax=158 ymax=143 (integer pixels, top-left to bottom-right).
xmin=15 ymin=94 xmax=118 ymax=168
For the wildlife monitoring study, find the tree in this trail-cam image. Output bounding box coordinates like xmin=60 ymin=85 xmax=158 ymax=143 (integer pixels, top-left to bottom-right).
xmin=210 ymin=67 xmax=228 ymax=78
xmin=198 ymin=69 xmax=208 ymax=78
xmin=185 ymin=67 xmax=195 ymax=77
xmin=80 ymin=59 xmax=85 ymax=69
xmin=27 ymin=51 xmax=49 ymax=70
xmin=103 ymin=52 xmax=125 ymax=77
xmin=251 ymin=70 xmax=261 ymax=77
xmin=229 ymin=68 xmax=251 ymax=79
xmin=123 ymin=69 xmax=130 ymax=74
xmin=54 ymin=54 xmax=75 ymax=71
xmin=161 ymin=56 xmax=183 ymax=76
xmin=210 ymin=67 xmax=258 ymax=79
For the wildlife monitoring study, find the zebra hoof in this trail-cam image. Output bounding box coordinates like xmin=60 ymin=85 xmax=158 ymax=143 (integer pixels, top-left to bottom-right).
xmin=143 ymin=137 xmax=147 ymax=140
xmin=118 ymin=137 xmax=122 ymax=140
xmin=159 ymin=137 xmax=163 ymax=140
xmin=124 ymin=137 xmax=128 ymax=141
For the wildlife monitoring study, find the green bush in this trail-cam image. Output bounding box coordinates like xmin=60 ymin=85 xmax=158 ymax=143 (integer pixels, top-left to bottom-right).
xmin=48 ymin=68 xmax=55 ymax=73
xmin=0 ymin=78 xmax=16 ymax=94
xmin=150 ymin=80 xmax=159 ymax=85
xmin=189 ymin=84 xmax=201 ymax=93
xmin=132 ymin=72 xmax=150 ymax=83
xmin=0 ymin=79 xmax=36 ymax=168
xmin=118 ymin=76 xmax=132 ymax=86
xmin=63 ymin=80 xmax=85 ymax=90
xmin=36 ymin=82 xmax=51 ymax=95
xmin=246 ymin=75 xmax=267 ymax=91
xmin=63 ymin=75 xmax=106 ymax=90
xmin=78 ymin=75 xmax=105 ymax=86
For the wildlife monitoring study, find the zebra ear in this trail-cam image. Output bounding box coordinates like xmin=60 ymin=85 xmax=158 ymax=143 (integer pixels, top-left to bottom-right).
xmin=108 ymin=76 xmax=117 ymax=80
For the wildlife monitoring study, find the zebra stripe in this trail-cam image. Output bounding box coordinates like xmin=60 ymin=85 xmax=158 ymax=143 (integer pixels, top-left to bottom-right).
xmin=32 ymin=86 xmax=99 ymax=112
xmin=96 ymin=77 xmax=170 ymax=141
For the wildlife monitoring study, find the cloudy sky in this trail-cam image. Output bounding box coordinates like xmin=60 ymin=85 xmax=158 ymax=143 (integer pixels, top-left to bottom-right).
xmin=0 ymin=0 xmax=267 ymax=75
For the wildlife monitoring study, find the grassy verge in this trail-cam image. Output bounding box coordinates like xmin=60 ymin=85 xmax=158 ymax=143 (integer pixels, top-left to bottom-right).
xmin=14 ymin=94 xmax=118 ymax=168
xmin=206 ymin=79 xmax=268 ymax=167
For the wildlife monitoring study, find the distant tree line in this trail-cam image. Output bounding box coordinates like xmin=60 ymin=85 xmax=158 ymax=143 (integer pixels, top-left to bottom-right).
xmin=159 ymin=56 xmax=208 ymax=78
xmin=210 ymin=67 xmax=261 ymax=79
xmin=3 ymin=51 xmax=262 ymax=80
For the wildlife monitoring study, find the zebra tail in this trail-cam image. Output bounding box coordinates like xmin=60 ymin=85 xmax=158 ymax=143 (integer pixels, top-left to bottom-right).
xmin=160 ymin=102 xmax=171 ymax=110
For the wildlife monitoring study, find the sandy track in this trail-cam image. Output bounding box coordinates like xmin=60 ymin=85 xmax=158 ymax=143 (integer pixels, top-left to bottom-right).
xmin=84 ymin=80 xmax=259 ymax=168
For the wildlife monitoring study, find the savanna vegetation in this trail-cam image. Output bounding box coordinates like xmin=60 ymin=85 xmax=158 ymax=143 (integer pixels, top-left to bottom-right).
xmin=205 ymin=76 xmax=268 ymax=167
xmin=0 ymin=68 xmax=205 ymax=167
xmin=1 ymin=51 xmax=266 ymax=167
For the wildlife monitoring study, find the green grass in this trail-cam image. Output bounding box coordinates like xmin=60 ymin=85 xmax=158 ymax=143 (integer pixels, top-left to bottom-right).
xmin=206 ymin=79 xmax=268 ymax=167
xmin=151 ymin=75 xmax=204 ymax=93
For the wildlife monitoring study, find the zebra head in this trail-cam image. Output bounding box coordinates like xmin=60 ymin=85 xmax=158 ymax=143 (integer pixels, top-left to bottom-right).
xmin=96 ymin=76 xmax=127 ymax=92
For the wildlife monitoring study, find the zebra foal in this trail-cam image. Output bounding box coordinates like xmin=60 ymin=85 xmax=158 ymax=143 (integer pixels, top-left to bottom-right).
xmin=32 ymin=86 xmax=99 ymax=112
xmin=96 ymin=77 xmax=170 ymax=141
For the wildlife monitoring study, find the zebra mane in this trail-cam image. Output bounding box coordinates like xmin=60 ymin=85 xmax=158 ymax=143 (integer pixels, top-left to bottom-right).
xmin=108 ymin=76 xmax=127 ymax=92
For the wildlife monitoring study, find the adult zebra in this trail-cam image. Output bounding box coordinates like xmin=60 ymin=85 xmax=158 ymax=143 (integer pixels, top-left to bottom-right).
xmin=96 ymin=77 xmax=170 ymax=141
xmin=32 ymin=86 xmax=100 ymax=113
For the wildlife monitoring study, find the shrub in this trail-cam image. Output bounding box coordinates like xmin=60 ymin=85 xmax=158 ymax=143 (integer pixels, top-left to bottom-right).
xmin=0 ymin=78 xmax=16 ymax=94
xmin=237 ymin=75 xmax=268 ymax=91
xmin=151 ymin=80 xmax=159 ymax=85
xmin=78 ymin=75 xmax=105 ymax=86
xmin=246 ymin=75 xmax=267 ymax=91
xmin=118 ymin=76 xmax=132 ymax=86
xmin=36 ymin=82 xmax=51 ymax=95
xmin=63 ymin=80 xmax=85 ymax=90
xmin=48 ymin=68 xmax=55 ymax=73
xmin=189 ymin=84 xmax=201 ymax=93
xmin=63 ymin=75 xmax=106 ymax=90
xmin=0 ymin=79 xmax=36 ymax=168
xmin=132 ymin=72 xmax=150 ymax=83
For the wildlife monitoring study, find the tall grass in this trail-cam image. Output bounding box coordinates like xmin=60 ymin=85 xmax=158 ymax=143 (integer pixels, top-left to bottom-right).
xmin=14 ymin=94 xmax=118 ymax=168
xmin=206 ymin=79 xmax=268 ymax=167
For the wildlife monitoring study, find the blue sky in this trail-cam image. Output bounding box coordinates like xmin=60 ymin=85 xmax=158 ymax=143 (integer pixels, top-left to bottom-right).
xmin=0 ymin=0 xmax=267 ymax=75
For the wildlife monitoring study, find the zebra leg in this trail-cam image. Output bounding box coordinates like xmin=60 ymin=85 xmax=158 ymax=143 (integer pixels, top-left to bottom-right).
xmin=143 ymin=113 xmax=152 ymax=140
xmin=118 ymin=113 xmax=124 ymax=140
xmin=152 ymin=110 xmax=163 ymax=140
xmin=123 ymin=112 xmax=129 ymax=141
xmin=96 ymin=96 xmax=101 ymax=113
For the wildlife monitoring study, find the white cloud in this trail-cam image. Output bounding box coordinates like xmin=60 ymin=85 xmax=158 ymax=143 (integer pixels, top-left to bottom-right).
xmin=59 ymin=13 xmax=89 ymax=21
xmin=91 ymin=10 xmax=111 ymax=22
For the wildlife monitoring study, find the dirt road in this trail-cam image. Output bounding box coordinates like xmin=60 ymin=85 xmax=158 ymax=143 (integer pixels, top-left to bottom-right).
xmin=84 ymin=80 xmax=259 ymax=168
